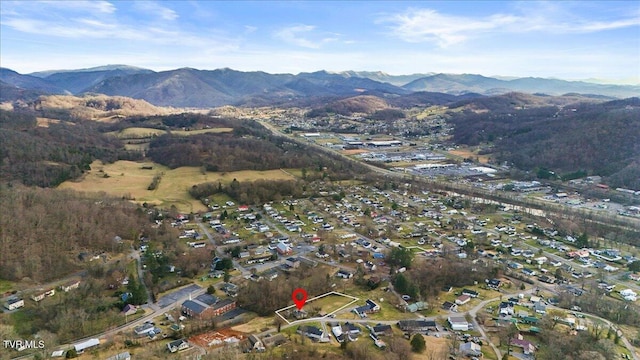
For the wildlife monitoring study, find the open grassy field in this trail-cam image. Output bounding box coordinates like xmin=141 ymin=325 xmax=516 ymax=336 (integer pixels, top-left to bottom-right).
xmin=58 ymin=160 xmax=297 ymax=213
xmin=109 ymin=127 xmax=233 ymax=139
xmin=413 ymin=335 xmax=450 ymax=360
xmin=304 ymin=293 xmax=356 ymax=315
xmin=231 ymin=316 xmax=275 ymax=333
xmin=448 ymin=148 xmax=490 ymax=164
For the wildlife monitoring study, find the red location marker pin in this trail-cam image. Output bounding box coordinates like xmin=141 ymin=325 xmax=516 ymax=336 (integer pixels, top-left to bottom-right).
xmin=292 ymin=288 xmax=308 ymax=310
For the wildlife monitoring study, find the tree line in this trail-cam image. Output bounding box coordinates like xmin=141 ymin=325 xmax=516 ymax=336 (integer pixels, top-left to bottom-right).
xmin=190 ymin=178 xmax=306 ymax=205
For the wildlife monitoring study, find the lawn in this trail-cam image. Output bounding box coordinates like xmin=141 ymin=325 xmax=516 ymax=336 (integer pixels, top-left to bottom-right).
xmin=413 ymin=336 xmax=450 ymax=360
xmin=339 ymin=287 xmax=416 ymax=321
xmin=303 ymin=293 xmax=357 ymax=316
xmin=58 ymin=160 xmax=297 ymax=213
xmin=0 ymin=279 xmax=14 ymax=294
xmin=232 ymin=316 xmax=275 ymax=333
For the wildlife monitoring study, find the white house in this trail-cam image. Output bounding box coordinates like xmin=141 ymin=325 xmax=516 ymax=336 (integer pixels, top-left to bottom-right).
xmin=460 ymin=342 xmax=482 ymax=357
xmin=3 ymin=298 xmax=24 ymax=311
xmin=448 ymin=316 xmax=469 ymax=331
xmin=621 ymin=289 xmax=637 ymax=301
xmin=74 ymin=338 xmax=100 ymax=353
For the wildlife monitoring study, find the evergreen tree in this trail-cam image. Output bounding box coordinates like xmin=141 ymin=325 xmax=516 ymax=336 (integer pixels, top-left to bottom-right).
xmin=410 ymin=334 xmax=425 ymax=353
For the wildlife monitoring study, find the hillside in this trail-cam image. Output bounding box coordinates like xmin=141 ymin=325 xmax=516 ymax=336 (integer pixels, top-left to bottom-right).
xmin=405 ymin=73 xmax=640 ymax=98
xmin=3 ymin=66 xmax=637 ymax=108
xmin=34 ymin=94 xmax=178 ymax=121
xmin=0 ymin=68 xmax=66 ymax=95
xmin=448 ymin=95 xmax=640 ymax=188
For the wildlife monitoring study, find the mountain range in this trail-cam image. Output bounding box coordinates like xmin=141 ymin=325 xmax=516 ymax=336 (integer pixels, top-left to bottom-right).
xmin=1 ymin=65 xmax=638 ymax=107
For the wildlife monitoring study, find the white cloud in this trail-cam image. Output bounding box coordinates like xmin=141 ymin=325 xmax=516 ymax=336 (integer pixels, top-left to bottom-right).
xmin=381 ymin=9 xmax=518 ymax=46
xmin=274 ymin=24 xmax=339 ymax=49
xmin=37 ymin=0 xmax=116 ymax=14
xmin=133 ymin=1 xmax=179 ymax=21
xmin=381 ymin=7 xmax=640 ymax=47
xmin=275 ymin=24 xmax=320 ymax=48
xmin=1 ymin=2 xmax=236 ymax=49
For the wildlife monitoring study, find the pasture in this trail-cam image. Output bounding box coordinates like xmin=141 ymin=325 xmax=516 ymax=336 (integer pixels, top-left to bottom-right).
xmin=58 ymin=160 xmax=296 ymax=212
xmin=108 ymin=127 xmax=233 ymax=139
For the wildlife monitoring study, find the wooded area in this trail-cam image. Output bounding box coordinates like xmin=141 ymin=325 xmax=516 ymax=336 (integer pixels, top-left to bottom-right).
xmin=0 ymin=110 xmax=140 ymax=187
xmin=0 ymin=185 xmax=150 ymax=282
xmin=448 ymin=98 xmax=640 ymax=188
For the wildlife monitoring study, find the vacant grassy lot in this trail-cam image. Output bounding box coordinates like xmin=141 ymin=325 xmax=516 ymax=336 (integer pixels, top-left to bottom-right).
xmin=58 ymin=160 xmax=296 ymax=212
xmin=304 ymin=293 xmax=356 ymax=315
xmin=232 ymin=316 xmax=275 ymax=333
xmin=448 ymin=148 xmax=490 ymax=164
xmin=0 ymin=279 xmax=14 ymax=294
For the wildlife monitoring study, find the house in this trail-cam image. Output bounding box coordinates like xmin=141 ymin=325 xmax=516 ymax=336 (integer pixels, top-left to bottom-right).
xmin=336 ymin=269 xmax=353 ymax=279
xmin=3 ymin=298 xmax=24 ymax=311
xmin=533 ymin=302 xmax=547 ymax=314
xmin=297 ymin=325 xmax=329 ymax=342
xmin=487 ymin=278 xmax=502 ymax=289
xmin=499 ymin=301 xmax=514 ymax=316
xmin=276 ymin=242 xmax=292 ymax=255
xmin=221 ymin=283 xmax=238 ymax=297
xmin=511 ymin=335 xmax=536 ymax=355
xmin=406 ymin=301 xmax=428 ymax=313
xmin=343 ymin=322 xmax=361 ymax=335
xmin=261 ymin=333 xmax=287 ymax=348
xmin=122 ymin=304 xmax=138 ymax=316
xmin=211 ymin=298 xmax=236 ymax=316
xmin=398 ymin=320 xmax=437 ymax=333
xmin=31 ymin=289 xmax=55 ymax=302
xmin=59 ymin=280 xmax=80 ymax=292
xmin=455 ymin=295 xmax=471 ymax=305
xmin=167 ymin=339 xmax=189 ymax=353
xmin=264 ymin=269 xmax=279 ymax=281
xmin=371 ymin=324 xmax=393 ymax=336
xmin=330 ymin=324 xmax=346 ymax=343
xmin=442 ymin=301 xmax=458 ymax=312
xmin=248 ymin=334 xmax=265 ymax=352
xmin=462 ymin=289 xmax=479 ymax=298
xmin=134 ymin=323 xmax=156 ymax=335
xmin=353 ymin=299 xmax=380 ymax=317
xmin=105 ymin=351 xmax=131 ymax=360
xmin=459 ymin=342 xmax=482 ymax=357
xmin=522 ymin=268 xmax=537 ymax=277
xmin=448 ymin=316 xmax=469 ymax=331
xmin=285 ymin=257 xmax=300 ymax=268
xmin=73 ymin=338 xmax=100 ymax=353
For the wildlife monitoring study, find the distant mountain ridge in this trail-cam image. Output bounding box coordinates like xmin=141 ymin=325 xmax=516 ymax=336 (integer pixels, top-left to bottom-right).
xmin=1 ymin=66 xmax=638 ymax=107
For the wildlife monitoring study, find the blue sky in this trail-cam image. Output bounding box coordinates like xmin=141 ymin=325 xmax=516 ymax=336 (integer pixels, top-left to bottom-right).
xmin=1 ymin=1 xmax=639 ymax=83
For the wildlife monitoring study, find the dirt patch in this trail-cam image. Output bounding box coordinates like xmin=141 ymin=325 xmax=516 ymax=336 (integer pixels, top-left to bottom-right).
xmin=449 ymin=149 xmax=490 ymax=164
xmin=189 ymin=328 xmax=248 ymax=348
xmin=342 ymin=149 xmax=369 ymax=155
xmin=413 ymin=335 xmax=450 ymax=359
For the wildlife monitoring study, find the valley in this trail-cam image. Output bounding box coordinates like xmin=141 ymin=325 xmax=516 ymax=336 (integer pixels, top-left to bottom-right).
xmin=0 ymin=70 xmax=639 ymax=360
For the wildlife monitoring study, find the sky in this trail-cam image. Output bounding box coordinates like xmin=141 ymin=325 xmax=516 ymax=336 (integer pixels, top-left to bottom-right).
xmin=1 ymin=1 xmax=639 ymax=83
